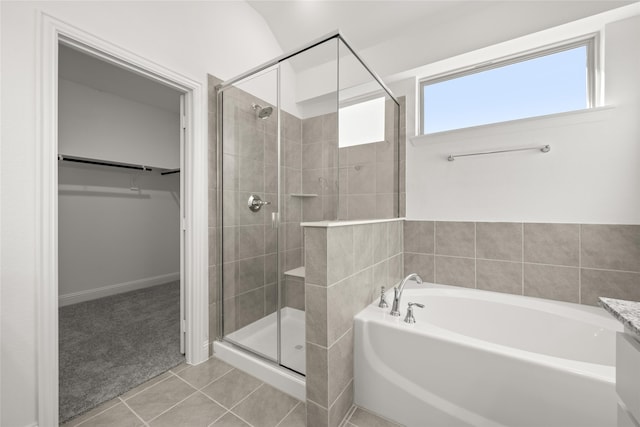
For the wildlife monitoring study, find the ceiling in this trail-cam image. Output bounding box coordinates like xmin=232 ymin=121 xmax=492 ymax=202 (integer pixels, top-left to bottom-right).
xmin=248 ymin=0 xmax=636 ymax=79
xmin=59 ymin=45 xmax=182 ymax=113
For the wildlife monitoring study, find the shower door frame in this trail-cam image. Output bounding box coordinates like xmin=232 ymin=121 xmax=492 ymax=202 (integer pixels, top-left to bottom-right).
xmin=215 ymin=63 xmax=286 ymax=368
xmin=215 ymin=31 xmax=400 ymax=373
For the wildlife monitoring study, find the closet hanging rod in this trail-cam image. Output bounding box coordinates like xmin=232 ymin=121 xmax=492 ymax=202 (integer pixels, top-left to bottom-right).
xmin=447 ymin=145 xmax=551 ymax=161
xmin=161 ymin=169 xmax=181 ymax=176
xmin=58 ymin=154 xmax=153 ymax=171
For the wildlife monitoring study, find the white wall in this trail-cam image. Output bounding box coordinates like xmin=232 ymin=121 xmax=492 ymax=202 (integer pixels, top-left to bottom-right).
xmin=0 ymin=2 xmax=286 ymax=426
xmin=404 ymin=12 xmax=640 ymax=224
xmin=59 ymin=79 xmax=180 ymax=169
xmin=58 ymin=165 xmax=180 ymax=303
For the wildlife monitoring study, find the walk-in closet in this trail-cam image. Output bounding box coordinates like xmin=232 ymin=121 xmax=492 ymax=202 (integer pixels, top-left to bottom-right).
xmin=57 ymin=44 xmax=184 ymax=423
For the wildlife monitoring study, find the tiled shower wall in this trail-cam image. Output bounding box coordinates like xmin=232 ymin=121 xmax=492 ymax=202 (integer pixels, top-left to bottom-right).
xmin=218 ymin=86 xmax=279 ymax=336
xmin=303 ymin=220 xmax=404 ymax=426
xmin=300 ymin=112 xmax=339 ymax=222
xmin=403 ymin=221 xmax=640 ymax=305
xmin=337 ymin=98 xmax=402 ymax=220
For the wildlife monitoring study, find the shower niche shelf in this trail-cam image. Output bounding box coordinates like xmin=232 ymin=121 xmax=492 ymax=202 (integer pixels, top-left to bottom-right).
xmin=289 ymin=193 xmax=318 ymax=198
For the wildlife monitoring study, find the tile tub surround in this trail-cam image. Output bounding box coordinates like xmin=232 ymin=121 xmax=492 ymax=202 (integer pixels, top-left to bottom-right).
xmin=403 ymin=221 xmax=640 ymax=306
xmin=303 ymin=219 xmax=404 ymax=426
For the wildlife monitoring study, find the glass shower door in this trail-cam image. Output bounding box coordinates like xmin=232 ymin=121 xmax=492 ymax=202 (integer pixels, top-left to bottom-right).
xmin=220 ymin=67 xmax=280 ymax=363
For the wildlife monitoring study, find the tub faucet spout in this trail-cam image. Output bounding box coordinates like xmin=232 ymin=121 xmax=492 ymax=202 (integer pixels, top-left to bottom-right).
xmin=390 ymin=273 xmax=423 ymax=317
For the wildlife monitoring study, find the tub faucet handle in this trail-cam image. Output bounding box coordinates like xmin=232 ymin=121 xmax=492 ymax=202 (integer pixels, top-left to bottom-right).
xmin=404 ymin=302 xmax=425 ymax=324
xmin=378 ymin=286 xmax=389 ymax=308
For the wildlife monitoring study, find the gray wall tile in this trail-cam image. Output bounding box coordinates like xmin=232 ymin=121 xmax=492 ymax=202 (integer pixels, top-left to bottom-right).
xmin=347 ymin=194 xmax=377 ymax=220
xmin=524 ymin=263 xmax=579 ymax=303
xmin=305 ymin=284 xmax=327 ymax=347
xmin=264 ymin=284 xmax=277 ymax=315
xmin=524 ymin=223 xmax=579 ymax=266
xmin=476 ymin=222 xmax=522 ymax=261
xmin=581 ymin=269 xmax=640 ymax=305
xmin=305 ymin=228 xmax=327 ymax=286
xmin=328 ymin=380 xmax=354 ymax=427
xmin=238 ymin=256 xmax=264 ymax=293
xmin=581 ymin=225 xmax=640 ymax=272
xmin=326 ymin=277 xmax=356 ymax=347
xmin=328 ymin=328 xmax=354 ymax=405
xmin=303 ymin=116 xmax=323 ymax=144
xmin=237 ymin=287 xmax=265 ymax=328
xmin=306 ymin=343 xmax=328 ymax=407
xmin=346 ymin=144 xmax=376 ymax=166
xmin=373 ymin=222 xmax=389 ymax=264
xmin=348 ymin=164 xmax=376 ymax=194
xmin=353 ymin=224 xmax=374 ymax=272
xmin=388 ymin=253 xmax=404 ymax=288
xmin=284 ymin=276 xmax=305 ymax=311
xmin=404 ymin=253 xmax=434 ymax=283
xmin=307 ymin=399 xmax=328 ymax=426
xmin=327 ymin=227 xmax=354 ymax=285
xmin=388 ymin=220 xmax=403 ymax=257
xmin=404 ymin=221 xmax=434 ymax=254
xmin=436 ymin=222 xmax=475 ymax=257
xmin=435 ymin=256 xmax=475 ymax=288
xmin=476 ymin=259 xmax=522 ymax=295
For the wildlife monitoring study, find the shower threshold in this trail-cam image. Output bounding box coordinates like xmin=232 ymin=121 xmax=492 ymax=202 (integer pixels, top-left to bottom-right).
xmin=213 ymin=307 xmax=306 ymax=401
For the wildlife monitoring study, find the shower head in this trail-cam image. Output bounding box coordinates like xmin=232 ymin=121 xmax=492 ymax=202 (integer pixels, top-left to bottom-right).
xmin=252 ymin=103 xmax=273 ymax=120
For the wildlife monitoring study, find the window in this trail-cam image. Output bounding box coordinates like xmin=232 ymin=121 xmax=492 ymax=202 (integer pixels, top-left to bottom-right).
xmin=420 ymin=37 xmax=596 ymax=134
xmin=339 ymin=96 xmax=385 ymax=147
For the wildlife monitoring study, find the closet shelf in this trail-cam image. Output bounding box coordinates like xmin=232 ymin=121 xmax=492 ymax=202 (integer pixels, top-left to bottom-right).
xmin=58 ymin=154 xmax=180 ymax=175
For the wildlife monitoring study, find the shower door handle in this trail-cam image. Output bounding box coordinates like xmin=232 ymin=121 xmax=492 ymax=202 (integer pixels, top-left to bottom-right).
xmin=248 ymin=194 xmax=270 ymax=212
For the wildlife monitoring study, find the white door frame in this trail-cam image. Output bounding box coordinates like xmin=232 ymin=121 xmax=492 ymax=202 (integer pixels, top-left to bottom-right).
xmin=36 ymin=12 xmax=209 ymax=425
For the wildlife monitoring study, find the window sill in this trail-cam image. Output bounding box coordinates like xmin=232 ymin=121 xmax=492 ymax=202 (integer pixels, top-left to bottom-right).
xmin=410 ymin=105 xmax=616 ymax=147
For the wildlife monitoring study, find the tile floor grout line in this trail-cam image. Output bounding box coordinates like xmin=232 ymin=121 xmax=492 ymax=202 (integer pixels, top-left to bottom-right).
xmin=206 ymin=409 xmax=232 ymax=427
xmin=228 ymin=382 xmax=265 ymax=412
xmin=144 ymin=390 xmax=200 ymax=424
xmin=118 ymin=372 xmax=174 ymax=403
xmin=193 ymin=366 xmax=236 ymax=391
xmin=198 ymin=379 xmax=260 ymax=413
xmin=229 ymin=406 xmax=260 ymax=427
xmin=340 ymin=405 xmax=357 ymax=427
xmin=70 ymin=400 xmax=123 ymax=427
xmin=120 ymin=396 xmax=151 ymax=427
xmin=170 ymin=363 xmax=234 ymax=391
xmin=274 ymin=401 xmax=301 ymax=427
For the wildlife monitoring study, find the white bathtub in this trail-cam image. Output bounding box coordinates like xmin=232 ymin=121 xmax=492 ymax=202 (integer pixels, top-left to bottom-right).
xmin=354 ymin=284 xmax=622 ymax=427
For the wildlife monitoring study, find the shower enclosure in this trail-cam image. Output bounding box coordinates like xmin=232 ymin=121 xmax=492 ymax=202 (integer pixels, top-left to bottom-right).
xmin=215 ymin=32 xmax=399 ymax=378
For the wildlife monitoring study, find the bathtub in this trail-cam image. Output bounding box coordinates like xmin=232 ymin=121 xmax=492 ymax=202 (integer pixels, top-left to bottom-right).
xmin=354 ymin=284 xmax=622 ymax=427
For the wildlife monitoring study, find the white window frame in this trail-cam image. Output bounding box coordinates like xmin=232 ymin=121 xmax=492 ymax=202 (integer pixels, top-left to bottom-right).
xmin=419 ymin=34 xmax=599 ymax=135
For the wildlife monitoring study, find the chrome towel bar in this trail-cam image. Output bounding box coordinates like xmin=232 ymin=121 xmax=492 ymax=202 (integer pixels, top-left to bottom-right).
xmin=448 ymin=145 xmax=550 ymax=161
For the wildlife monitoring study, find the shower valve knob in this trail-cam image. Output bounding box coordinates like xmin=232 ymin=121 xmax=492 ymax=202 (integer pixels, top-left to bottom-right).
xmin=248 ymin=195 xmax=271 ymax=212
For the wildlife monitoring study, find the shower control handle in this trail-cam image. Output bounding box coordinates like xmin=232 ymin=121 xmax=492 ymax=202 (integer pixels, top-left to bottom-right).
xmin=248 ymin=194 xmax=270 ymax=212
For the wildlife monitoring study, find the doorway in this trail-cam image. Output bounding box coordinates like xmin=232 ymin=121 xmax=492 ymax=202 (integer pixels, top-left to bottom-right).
xmin=37 ymin=15 xmax=209 ymax=425
xmin=57 ymin=43 xmax=186 ymax=422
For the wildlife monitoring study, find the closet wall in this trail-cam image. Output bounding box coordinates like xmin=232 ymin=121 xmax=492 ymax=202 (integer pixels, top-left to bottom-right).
xmin=58 ymin=57 xmax=181 ymax=305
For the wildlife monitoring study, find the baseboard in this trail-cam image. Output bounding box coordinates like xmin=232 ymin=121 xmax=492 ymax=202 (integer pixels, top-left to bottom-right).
xmin=58 ymin=272 xmax=180 ymax=307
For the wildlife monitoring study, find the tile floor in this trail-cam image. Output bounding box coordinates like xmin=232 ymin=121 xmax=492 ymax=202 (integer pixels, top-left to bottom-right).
xmin=61 ymin=355 xmax=401 ymax=427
